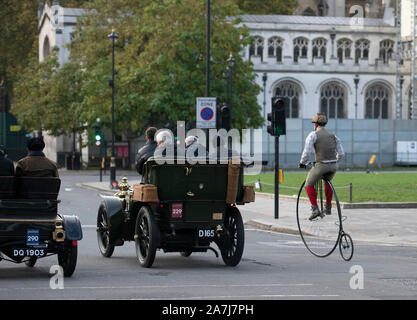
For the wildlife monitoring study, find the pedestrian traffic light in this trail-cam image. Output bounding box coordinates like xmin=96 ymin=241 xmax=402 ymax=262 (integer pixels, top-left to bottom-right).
xmin=267 ymin=97 xmax=286 ymax=136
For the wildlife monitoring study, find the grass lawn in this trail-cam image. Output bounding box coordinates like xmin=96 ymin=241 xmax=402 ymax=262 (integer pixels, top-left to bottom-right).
xmin=244 ymin=172 xmax=417 ymax=203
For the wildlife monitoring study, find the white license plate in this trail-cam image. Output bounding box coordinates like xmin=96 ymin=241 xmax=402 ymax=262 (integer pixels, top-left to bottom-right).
xmin=12 ymin=248 xmax=46 ymax=257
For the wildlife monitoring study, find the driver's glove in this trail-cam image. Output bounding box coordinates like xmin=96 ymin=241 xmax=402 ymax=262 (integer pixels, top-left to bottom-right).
xmin=298 ymin=163 xmax=306 ymax=169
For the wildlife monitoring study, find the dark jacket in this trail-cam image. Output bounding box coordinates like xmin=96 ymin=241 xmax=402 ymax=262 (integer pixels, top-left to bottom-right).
xmin=135 ymin=140 xmax=157 ymax=175
xmin=0 ymin=154 xmax=14 ymax=176
xmin=15 ymin=151 xmax=59 ymax=177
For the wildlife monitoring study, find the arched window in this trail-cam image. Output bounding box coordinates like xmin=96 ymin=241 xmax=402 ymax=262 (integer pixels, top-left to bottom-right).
xmin=293 ymin=37 xmax=308 ymax=62
xmin=268 ymin=37 xmax=283 ymax=62
xmin=355 ymin=39 xmax=370 ymax=64
xmin=43 ymin=36 xmax=51 ymax=60
xmin=312 ymin=38 xmax=327 ymax=63
xmin=320 ymin=82 xmax=346 ymax=119
xmin=379 ymin=39 xmax=394 ymax=64
xmin=303 ymin=7 xmax=316 ymax=16
xmin=337 ymin=38 xmax=352 ymax=63
xmin=365 ymin=83 xmax=391 ymax=119
xmin=249 ymin=36 xmax=264 ymax=61
xmin=275 ymin=81 xmax=301 ymax=118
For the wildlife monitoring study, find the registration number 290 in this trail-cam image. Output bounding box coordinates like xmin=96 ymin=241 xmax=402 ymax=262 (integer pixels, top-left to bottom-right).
xmin=13 ymin=249 xmax=45 ymax=257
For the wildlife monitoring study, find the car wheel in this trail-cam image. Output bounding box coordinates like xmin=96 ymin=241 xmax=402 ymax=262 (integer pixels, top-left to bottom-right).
xmin=58 ymin=240 xmax=78 ymax=277
xmin=180 ymin=251 xmax=192 ymax=257
xmin=135 ymin=206 xmax=160 ymax=268
xmin=97 ymin=206 xmax=115 ymax=258
xmin=218 ymin=206 xmax=244 ymax=267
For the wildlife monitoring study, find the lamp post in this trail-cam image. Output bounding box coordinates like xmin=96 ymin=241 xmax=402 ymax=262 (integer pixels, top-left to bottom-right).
xmin=206 ymin=0 xmax=210 ymax=97
xmin=399 ymin=75 xmax=404 ymax=119
xmin=354 ymin=74 xmax=360 ymax=119
xmin=108 ymin=29 xmax=118 ymax=188
xmin=226 ymin=53 xmax=235 ymax=123
xmin=0 ymin=81 xmax=6 ymax=147
xmin=262 ymin=73 xmax=267 ymax=121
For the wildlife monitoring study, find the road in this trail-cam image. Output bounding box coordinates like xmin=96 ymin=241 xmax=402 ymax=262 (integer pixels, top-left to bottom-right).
xmin=1 ymin=173 xmax=417 ymax=300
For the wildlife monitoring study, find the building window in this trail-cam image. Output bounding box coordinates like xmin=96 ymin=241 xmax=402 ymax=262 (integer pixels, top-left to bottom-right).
xmin=268 ymin=37 xmax=283 ymax=62
xmin=337 ymin=38 xmax=352 ymax=63
xmin=365 ymin=84 xmax=391 ymax=119
xmin=355 ymin=39 xmax=369 ymax=64
xmin=312 ymin=38 xmax=327 ymax=63
xmin=320 ymin=82 xmax=346 ymax=119
xmin=293 ymin=37 xmax=308 ymax=62
xmin=43 ymin=36 xmax=51 ymax=60
xmin=275 ymin=81 xmax=301 ymax=118
xmin=249 ymin=36 xmax=264 ymax=61
xmin=379 ymin=39 xmax=394 ymax=64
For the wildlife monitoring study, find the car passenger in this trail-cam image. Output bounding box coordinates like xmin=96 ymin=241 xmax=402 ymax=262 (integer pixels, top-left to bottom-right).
xmin=0 ymin=145 xmax=14 ymax=176
xmin=15 ymin=137 xmax=59 ymax=177
xmin=135 ymin=127 xmax=157 ymax=176
xmin=185 ymin=135 xmax=208 ymax=159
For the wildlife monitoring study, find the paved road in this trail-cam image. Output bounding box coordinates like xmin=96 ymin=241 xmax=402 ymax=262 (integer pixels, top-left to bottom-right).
xmin=1 ymin=173 xmax=417 ymax=300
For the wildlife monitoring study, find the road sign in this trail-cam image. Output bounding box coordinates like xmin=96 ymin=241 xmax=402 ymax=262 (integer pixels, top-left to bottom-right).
xmin=196 ymin=97 xmax=217 ymax=129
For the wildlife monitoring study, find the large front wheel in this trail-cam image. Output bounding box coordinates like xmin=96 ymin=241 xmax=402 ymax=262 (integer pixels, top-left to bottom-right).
xmin=218 ymin=206 xmax=244 ymax=267
xmin=135 ymin=206 xmax=160 ymax=268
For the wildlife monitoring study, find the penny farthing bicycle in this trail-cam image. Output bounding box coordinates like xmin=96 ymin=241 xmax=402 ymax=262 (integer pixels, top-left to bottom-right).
xmin=296 ymin=162 xmax=354 ymax=261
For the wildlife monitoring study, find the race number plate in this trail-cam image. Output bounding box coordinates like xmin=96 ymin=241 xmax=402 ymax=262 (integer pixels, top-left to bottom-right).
xmin=198 ymin=229 xmax=216 ymax=239
xmin=26 ymin=229 xmax=40 ymax=246
xmin=172 ymin=203 xmax=183 ymax=218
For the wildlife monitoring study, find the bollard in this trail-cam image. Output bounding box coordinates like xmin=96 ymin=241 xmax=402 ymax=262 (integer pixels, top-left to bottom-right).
xmin=349 ymin=183 xmax=353 ymax=203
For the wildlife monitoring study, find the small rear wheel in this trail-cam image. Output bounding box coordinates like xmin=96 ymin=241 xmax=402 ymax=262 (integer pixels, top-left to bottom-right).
xmin=25 ymin=256 xmax=37 ymax=267
xmin=218 ymin=206 xmax=244 ymax=267
xmin=339 ymin=233 xmax=354 ymax=261
xmin=97 ymin=206 xmax=115 ymax=258
xmin=58 ymin=241 xmax=78 ymax=277
xmin=135 ymin=206 xmax=160 ymax=268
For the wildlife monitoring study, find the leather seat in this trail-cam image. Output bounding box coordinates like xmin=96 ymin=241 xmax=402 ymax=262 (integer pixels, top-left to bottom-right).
xmin=0 ymin=176 xmax=15 ymax=199
xmin=15 ymin=177 xmax=61 ymax=200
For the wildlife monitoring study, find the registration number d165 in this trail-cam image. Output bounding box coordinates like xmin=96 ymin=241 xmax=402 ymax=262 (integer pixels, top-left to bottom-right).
xmin=13 ymin=249 xmax=46 ymax=257
xmin=198 ymin=229 xmax=215 ymax=238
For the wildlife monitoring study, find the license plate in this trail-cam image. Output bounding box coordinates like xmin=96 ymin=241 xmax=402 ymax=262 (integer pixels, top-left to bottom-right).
xmin=172 ymin=203 xmax=183 ymax=218
xmin=26 ymin=229 xmax=40 ymax=246
xmin=12 ymin=248 xmax=46 ymax=257
xmin=198 ymin=229 xmax=215 ymax=239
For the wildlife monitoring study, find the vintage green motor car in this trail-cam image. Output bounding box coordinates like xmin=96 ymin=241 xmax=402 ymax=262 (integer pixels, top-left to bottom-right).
xmin=0 ymin=177 xmax=83 ymax=277
xmin=96 ymin=158 xmax=254 ymax=268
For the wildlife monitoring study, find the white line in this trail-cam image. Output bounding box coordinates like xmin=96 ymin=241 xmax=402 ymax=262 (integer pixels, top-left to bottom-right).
xmin=81 ymin=225 xmax=97 ymax=228
xmin=123 ymin=294 xmax=340 ymax=300
xmin=0 ymin=283 xmax=313 ymax=291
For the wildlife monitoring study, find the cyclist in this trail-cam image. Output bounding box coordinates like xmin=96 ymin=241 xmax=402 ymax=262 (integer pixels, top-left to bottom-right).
xmin=298 ymin=113 xmax=344 ymax=220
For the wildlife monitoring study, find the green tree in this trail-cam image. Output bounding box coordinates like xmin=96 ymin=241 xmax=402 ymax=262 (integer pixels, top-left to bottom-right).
xmin=68 ymin=0 xmax=263 ymax=138
xmin=235 ymin=0 xmax=296 ymax=15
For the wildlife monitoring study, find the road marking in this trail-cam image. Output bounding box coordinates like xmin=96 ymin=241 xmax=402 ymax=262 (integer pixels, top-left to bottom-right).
xmin=82 ymin=225 xmax=97 ymax=228
xmin=124 ymin=294 xmax=340 ymax=300
xmin=0 ymin=283 xmax=313 ymax=291
xmin=258 ymin=240 xmax=335 ymax=249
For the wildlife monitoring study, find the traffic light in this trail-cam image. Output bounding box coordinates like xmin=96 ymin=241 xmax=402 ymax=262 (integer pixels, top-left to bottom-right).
xmin=267 ymin=97 xmax=286 ymax=136
xmin=217 ymin=102 xmax=231 ymax=131
xmin=94 ymin=124 xmax=102 ymax=146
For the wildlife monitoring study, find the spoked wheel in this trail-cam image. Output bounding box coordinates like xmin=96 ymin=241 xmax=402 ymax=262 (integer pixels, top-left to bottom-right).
xmin=58 ymin=240 xmax=78 ymax=277
xmin=97 ymin=206 xmax=115 ymax=258
xmin=25 ymin=256 xmax=37 ymax=267
xmin=135 ymin=206 xmax=160 ymax=268
xmin=218 ymin=206 xmax=244 ymax=267
xmin=339 ymin=232 xmax=354 ymax=261
xmin=296 ymin=179 xmax=342 ymax=258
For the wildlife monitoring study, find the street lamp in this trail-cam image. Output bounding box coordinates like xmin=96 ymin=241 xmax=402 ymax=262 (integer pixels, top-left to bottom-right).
xmin=0 ymin=81 xmax=6 ymax=147
xmin=108 ymin=29 xmax=118 ymax=189
xmin=354 ymin=74 xmax=360 ymax=119
xmin=399 ymin=75 xmax=404 ymax=119
xmin=262 ymin=73 xmax=268 ymax=121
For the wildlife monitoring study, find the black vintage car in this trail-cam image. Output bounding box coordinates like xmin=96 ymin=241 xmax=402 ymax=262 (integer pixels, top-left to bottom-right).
xmin=96 ymin=158 xmax=254 ymax=268
xmin=0 ymin=176 xmax=83 ymax=277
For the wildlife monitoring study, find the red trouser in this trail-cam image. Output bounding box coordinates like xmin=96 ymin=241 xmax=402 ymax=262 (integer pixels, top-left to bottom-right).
xmin=305 ymin=183 xmax=332 ymax=207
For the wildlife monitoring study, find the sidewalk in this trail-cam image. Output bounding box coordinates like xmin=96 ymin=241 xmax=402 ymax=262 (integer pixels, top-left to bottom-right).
xmin=79 ymin=181 xmax=417 ymax=247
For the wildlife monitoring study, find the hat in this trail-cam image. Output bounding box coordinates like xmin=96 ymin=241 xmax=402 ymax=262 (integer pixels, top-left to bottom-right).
xmin=185 ymin=136 xmax=198 ymax=147
xmin=27 ymin=137 xmax=45 ymax=151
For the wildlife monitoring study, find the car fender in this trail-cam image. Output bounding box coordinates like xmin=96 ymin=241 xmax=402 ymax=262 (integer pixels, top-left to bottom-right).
xmin=99 ymin=195 xmax=124 ymax=242
xmin=62 ymin=215 xmax=83 ymax=241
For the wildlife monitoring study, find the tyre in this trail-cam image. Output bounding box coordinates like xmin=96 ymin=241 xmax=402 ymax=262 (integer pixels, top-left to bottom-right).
xmin=339 ymin=232 xmax=354 ymax=261
xmin=135 ymin=206 xmax=160 ymax=268
xmin=296 ymin=179 xmax=341 ymax=258
xmin=97 ymin=206 xmax=115 ymax=258
xmin=25 ymin=256 xmax=37 ymax=267
xmin=58 ymin=241 xmax=78 ymax=277
xmin=218 ymin=206 xmax=244 ymax=267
